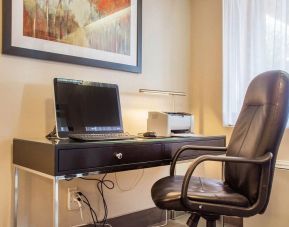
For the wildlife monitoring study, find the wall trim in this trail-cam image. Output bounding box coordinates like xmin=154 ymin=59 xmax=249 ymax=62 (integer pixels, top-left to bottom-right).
xmin=276 ymin=160 xmax=289 ymax=170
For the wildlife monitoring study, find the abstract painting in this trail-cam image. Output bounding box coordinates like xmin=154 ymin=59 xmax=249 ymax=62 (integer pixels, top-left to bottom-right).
xmin=3 ymin=0 xmax=142 ymax=73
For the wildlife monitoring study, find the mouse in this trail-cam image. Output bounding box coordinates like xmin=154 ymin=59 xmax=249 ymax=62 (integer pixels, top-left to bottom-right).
xmin=143 ymin=131 xmax=157 ymax=138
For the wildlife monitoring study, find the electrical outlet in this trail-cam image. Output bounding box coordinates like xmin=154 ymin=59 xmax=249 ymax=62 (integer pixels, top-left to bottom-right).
xmin=67 ymin=187 xmax=79 ymax=211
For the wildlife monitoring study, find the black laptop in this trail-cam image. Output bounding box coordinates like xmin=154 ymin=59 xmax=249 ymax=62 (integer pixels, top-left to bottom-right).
xmin=53 ymin=78 xmax=135 ymax=141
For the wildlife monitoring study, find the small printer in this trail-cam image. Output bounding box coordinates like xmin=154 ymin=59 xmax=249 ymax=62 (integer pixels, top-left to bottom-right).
xmin=147 ymin=112 xmax=194 ymax=137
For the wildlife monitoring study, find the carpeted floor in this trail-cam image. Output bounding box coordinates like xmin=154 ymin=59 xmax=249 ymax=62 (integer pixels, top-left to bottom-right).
xmin=152 ymin=214 xmax=207 ymax=227
xmin=152 ymin=214 xmax=235 ymax=227
xmin=165 ymin=215 xmax=238 ymax=227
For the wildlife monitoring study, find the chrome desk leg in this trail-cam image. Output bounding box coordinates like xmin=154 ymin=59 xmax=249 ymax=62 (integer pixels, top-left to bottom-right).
xmin=14 ymin=167 xmax=19 ymax=227
xmin=53 ymin=177 xmax=59 ymax=227
xmin=151 ymin=210 xmax=168 ymax=227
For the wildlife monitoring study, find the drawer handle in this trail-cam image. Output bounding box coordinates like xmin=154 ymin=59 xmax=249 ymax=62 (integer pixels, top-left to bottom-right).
xmin=114 ymin=152 xmax=123 ymax=160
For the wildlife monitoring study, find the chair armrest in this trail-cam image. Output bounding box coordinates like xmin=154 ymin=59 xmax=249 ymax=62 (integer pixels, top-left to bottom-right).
xmin=170 ymin=145 xmax=227 ymax=176
xmin=180 ymin=152 xmax=273 ymax=208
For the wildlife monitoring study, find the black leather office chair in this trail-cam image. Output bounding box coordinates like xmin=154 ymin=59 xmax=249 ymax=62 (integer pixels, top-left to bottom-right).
xmin=151 ymin=70 xmax=289 ymax=227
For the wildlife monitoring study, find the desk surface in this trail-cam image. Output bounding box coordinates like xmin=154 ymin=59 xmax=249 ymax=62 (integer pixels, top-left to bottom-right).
xmin=14 ymin=135 xmax=223 ymax=145
xmin=13 ymin=136 xmax=226 ymax=177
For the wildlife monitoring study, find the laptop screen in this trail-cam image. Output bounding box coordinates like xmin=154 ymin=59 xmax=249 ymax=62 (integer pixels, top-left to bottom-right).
xmin=54 ymin=78 xmax=123 ymax=138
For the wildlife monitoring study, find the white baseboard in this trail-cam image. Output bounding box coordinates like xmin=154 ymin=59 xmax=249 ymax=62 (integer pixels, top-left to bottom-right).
xmin=276 ymin=160 xmax=289 ymax=170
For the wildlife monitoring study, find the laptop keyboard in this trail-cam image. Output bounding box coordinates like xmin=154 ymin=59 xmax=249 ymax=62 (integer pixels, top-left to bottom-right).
xmin=69 ymin=132 xmax=136 ymax=141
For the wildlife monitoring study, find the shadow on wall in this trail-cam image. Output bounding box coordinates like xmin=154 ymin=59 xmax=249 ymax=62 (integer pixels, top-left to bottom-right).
xmin=45 ymin=98 xmax=55 ymax=134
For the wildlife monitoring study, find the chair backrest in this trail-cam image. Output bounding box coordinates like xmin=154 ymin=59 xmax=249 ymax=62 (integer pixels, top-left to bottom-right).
xmin=225 ymin=71 xmax=289 ymax=209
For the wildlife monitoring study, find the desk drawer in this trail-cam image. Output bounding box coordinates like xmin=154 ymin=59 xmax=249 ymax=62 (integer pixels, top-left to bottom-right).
xmin=58 ymin=143 xmax=167 ymax=172
xmin=166 ymin=139 xmax=225 ymax=159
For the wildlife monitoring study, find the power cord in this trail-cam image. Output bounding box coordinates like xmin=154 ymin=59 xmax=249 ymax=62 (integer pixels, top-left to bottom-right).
xmin=74 ymin=170 xmax=144 ymax=226
xmin=114 ymin=169 xmax=144 ymax=191
xmin=76 ymin=200 xmax=84 ymax=223
xmin=45 ymin=126 xmax=58 ymax=139
xmin=75 ymin=192 xmax=98 ymax=226
xmin=72 ymin=194 xmax=85 ymax=226
xmin=76 ymin=191 xmax=113 ymax=227
xmin=79 ymin=174 xmax=114 ymax=226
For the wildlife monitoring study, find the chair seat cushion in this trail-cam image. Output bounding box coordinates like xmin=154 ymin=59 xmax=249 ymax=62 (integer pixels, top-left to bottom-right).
xmin=151 ymin=176 xmax=250 ymax=211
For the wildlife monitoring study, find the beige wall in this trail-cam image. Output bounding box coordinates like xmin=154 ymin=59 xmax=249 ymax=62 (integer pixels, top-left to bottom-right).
xmin=191 ymin=0 xmax=289 ymax=227
xmin=3 ymin=0 xmax=289 ymax=226
xmin=0 ymin=1 xmax=193 ymax=226
xmin=191 ymin=0 xmax=232 ymax=138
xmin=190 ymin=0 xmax=289 ymax=157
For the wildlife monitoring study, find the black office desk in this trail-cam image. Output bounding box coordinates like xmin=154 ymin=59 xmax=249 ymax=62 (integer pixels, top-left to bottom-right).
xmin=13 ymin=136 xmax=226 ymax=227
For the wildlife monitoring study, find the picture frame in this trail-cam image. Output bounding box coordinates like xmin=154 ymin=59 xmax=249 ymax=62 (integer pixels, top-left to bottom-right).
xmin=2 ymin=0 xmax=142 ymax=73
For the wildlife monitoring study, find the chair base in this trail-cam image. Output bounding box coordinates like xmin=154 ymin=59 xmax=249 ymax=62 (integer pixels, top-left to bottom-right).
xmin=186 ymin=213 xmax=200 ymax=227
xmin=186 ymin=213 xmax=219 ymax=227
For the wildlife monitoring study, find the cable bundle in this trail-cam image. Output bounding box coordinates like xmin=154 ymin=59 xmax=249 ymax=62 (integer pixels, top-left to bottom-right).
xmin=70 ymin=170 xmax=144 ymax=226
xmin=79 ymin=174 xmax=114 ymax=227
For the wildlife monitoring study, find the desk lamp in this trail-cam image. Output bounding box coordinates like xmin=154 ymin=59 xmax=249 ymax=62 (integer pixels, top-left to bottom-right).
xmin=139 ymin=89 xmax=186 ymax=112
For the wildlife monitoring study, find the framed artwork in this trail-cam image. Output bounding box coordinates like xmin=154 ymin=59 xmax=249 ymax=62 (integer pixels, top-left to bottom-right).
xmin=2 ymin=0 xmax=142 ymax=73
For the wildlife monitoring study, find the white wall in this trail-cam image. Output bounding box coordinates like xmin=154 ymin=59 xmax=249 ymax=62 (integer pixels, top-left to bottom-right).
xmin=0 ymin=1 xmax=193 ymax=226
